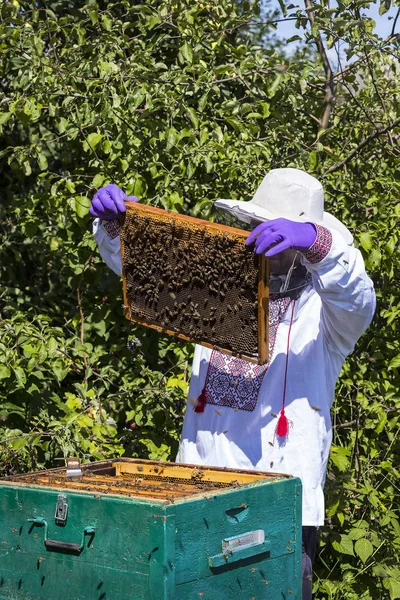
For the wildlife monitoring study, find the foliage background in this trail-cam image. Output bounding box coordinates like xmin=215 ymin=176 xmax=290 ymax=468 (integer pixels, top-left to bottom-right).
xmin=1 ymin=0 xmax=399 ymax=597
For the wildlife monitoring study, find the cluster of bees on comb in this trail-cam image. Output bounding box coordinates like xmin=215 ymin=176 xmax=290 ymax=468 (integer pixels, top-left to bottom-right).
xmin=122 ymin=211 xmax=259 ymax=356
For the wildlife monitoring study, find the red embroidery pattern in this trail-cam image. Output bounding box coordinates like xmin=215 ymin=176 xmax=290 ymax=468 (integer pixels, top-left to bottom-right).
xmin=303 ymin=224 xmax=332 ymax=264
xmin=103 ymin=219 xmax=121 ymax=240
xmin=204 ymin=297 xmax=291 ymax=412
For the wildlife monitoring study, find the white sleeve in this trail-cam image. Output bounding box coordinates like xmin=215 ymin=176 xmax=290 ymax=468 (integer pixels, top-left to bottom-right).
xmin=302 ymin=225 xmax=376 ymax=357
xmin=92 ymin=218 xmax=123 ymax=277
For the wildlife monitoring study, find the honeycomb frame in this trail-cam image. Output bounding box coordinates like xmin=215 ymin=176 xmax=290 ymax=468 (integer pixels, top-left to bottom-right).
xmin=120 ymin=203 xmax=269 ymax=364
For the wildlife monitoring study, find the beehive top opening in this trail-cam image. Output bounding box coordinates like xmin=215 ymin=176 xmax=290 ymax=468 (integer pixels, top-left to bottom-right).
xmin=0 ymin=459 xmax=290 ymax=502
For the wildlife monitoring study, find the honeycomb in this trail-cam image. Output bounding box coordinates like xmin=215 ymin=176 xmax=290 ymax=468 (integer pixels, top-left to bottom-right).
xmin=120 ymin=204 xmax=269 ymax=363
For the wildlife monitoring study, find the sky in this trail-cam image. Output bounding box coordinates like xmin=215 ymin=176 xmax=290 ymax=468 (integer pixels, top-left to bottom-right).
xmin=268 ymin=0 xmax=399 ymax=66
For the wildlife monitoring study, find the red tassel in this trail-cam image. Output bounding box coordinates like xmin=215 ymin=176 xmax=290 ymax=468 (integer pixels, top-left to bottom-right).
xmin=194 ymin=388 xmax=207 ymax=413
xmin=276 ymin=408 xmax=289 ymax=437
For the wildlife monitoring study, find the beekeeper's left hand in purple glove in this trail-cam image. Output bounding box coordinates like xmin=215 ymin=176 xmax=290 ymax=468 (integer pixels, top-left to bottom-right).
xmin=245 ymin=218 xmax=317 ymax=256
xmin=89 ymin=184 xmax=138 ymax=220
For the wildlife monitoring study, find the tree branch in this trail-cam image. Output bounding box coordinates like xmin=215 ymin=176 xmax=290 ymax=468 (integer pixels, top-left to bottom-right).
xmin=323 ymin=117 xmax=400 ymax=175
xmin=333 ymin=33 xmax=400 ymax=81
xmin=391 ymin=7 xmax=400 ymax=37
xmin=304 ymin=0 xmax=334 ymax=134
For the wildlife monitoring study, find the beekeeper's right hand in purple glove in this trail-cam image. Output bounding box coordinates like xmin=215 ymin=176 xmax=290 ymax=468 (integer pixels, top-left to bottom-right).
xmin=90 ymin=184 xmax=138 ymax=220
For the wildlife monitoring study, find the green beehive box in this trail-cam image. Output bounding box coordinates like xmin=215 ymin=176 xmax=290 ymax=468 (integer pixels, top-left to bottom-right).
xmin=0 ymin=459 xmax=302 ymax=599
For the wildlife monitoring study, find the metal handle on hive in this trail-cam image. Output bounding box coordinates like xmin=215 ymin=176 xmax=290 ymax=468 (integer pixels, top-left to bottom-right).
xmin=28 ymin=517 xmax=96 ymax=553
xmin=208 ymin=529 xmax=270 ymax=568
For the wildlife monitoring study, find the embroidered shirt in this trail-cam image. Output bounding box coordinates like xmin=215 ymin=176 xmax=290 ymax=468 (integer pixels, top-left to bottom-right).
xmin=200 ymin=296 xmax=291 ymax=412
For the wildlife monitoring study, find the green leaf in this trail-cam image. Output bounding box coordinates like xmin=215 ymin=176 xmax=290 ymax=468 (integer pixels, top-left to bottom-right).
xmin=13 ymin=367 xmax=26 ymax=387
xmin=277 ymin=0 xmax=287 ymax=16
xmin=330 ymin=446 xmax=350 ymax=472
xmin=260 ymin=102 xmax=271 ymax=118
xmin=385 ymin=238 xmax=396 ymax=256
xmin=37 ymin=153 xmax=48 ymax=171
xmin=86 ymin=133 xmax=103 ymax=150
xmin=76 ymin=414 xmax=94 ymax=427
xmin=92 ymin=173 xmax=104 ymax=188
xmin=23 ymin=160 xmax=32 ymax=176
xmin=360 ymin=232 xmax=373 ymax=251
xmin=308 ymin=151 xmax=319 ymax=170
xmin=375 ymin=412 xmax=387 ymax=434
xmin=74 ymin=196 xmax=91 ymax=219
xmin=269 ymin=74 xmax=282 ymax=97
xmin=53 ymin=362 xmax=69 ymax=382
xmin=57 ymin=117 xmax=68 ymax=134
xmin=47 ymin=337 xmax=58 ymax=355
xmin=0 ymin=365 xmax=11 ymax=379
xmin=88 ymin=9 xmax=98 ymax=24
xmin=379 ymin=0 xmax=391 ymax=15
xmin=65 ymin=393 xmax=82 ymax=411
xmin=180 ymin=42 xmax=193 ymax=64
xmin=367 ymin=248 xmax=381 ymax=269
xmin=167 ymin=376 xmax=189 ymax=394
xmin=225 ymin=116 xmax=242 ymax=131
xmin=0 ymin=113 xmax=11 ymax=125
xmin=386 ymin=578 xmax=400 ymax=600
xmin=101 ymin=14 xmax=113 ymax=31
xmin=30 ymin=435 xmax=42 ymax=446
xmin=332 ymin=534 xmax=354 ymax=556
xmin=355 ymin=538 xmax=374 ymax=563
xmin=10 ymin=437 xmax=28 ymax=450
xmin=147 ymin=15 xmax=162 ymax=29
xmin=166 ymin=128 xmax=177 ymax=151
xmin=93 ymin=319 xmax=106 ymax=336
xmin=388 ymin=354 xmax=400 ymax=370
xmin=186 ymin=107 xmax=199 ymax=129
xmin=198 ymin=93 xmax=208 ymax=112
xmin=348 ymin=527 xmax=368 ymax=540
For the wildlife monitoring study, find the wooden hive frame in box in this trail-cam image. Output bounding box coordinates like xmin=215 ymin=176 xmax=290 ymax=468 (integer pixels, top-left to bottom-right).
xmin=2 ymin=459 xmax=284 ymax=501
xmin=120 ymin=203 xmax=269 ymax=364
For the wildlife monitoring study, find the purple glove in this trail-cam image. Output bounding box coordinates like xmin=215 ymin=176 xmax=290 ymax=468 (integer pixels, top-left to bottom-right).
xmin=90 ymin=184 xmax=138 ymax=220
xmin=245 ymin=218 xmax=317 ymax=256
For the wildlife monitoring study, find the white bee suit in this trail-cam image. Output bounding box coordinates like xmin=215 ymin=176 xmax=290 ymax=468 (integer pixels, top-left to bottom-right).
xmin=93 ymin=218 xmax=375 ymax=526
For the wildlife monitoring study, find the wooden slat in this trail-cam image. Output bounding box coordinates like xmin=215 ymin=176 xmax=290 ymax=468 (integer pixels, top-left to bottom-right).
xmin=123 ymin=202 xmax=251 ymax=238
xmin=18 ymin=476 xmax=224 ymax=500
xmin=258 ymin=254 xmax=269 ymax=365
xmin=113 ymin=462 xmax=269 ymax=485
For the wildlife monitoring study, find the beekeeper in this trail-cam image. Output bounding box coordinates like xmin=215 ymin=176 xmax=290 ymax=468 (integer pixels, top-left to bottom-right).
xmin=90 ymin=168 xmax=376 ymax=600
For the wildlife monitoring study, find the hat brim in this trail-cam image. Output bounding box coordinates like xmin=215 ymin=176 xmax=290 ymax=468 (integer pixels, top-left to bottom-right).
xmin=214 ymin=199 xmax=353 ymax=246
